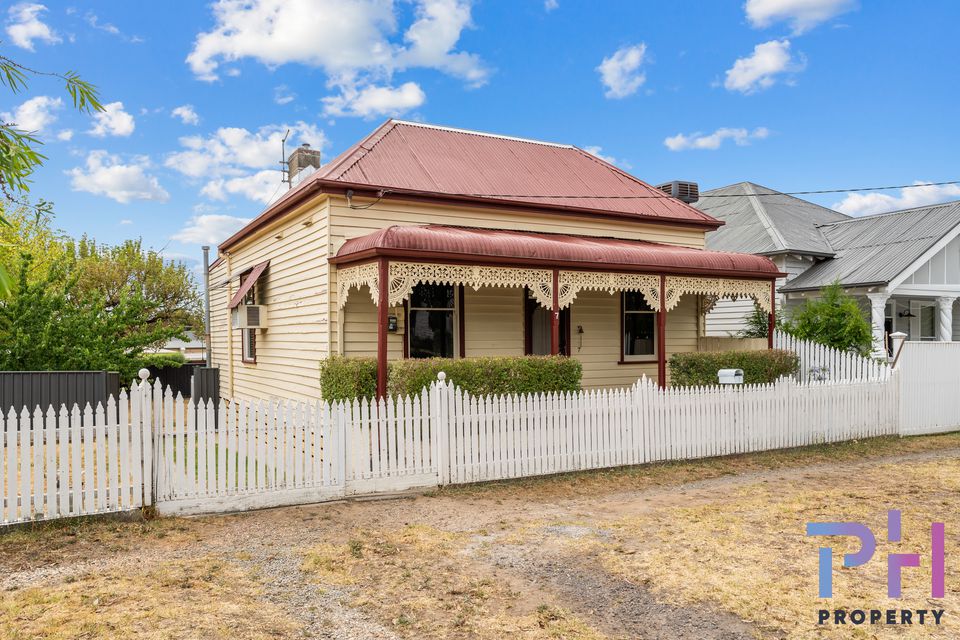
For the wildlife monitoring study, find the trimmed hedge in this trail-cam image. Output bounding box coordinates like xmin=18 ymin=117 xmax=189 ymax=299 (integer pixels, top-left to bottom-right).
xmin=669 ymin=349 xmax=799 ymax=387
xmin=319 ymin=355 xmax=582 ymax=401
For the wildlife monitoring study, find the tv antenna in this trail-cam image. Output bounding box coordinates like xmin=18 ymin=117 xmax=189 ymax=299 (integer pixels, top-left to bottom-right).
xmin=279 ymin=129 xmax=291 ymax=189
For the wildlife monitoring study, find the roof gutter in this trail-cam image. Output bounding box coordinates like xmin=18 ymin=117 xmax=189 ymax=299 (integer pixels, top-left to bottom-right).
xmin=329 ymin=247 xmax=785 ymax=280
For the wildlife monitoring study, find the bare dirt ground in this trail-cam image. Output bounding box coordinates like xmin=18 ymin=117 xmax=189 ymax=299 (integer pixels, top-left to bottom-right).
xmin=3 ymin=433 xmax=959 ymax=640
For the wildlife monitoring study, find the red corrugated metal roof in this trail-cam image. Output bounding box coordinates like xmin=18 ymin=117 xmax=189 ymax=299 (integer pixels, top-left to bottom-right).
xmin=219 ymin=120 xmax=722 ymax=251
xmin=331 ymin=225 xmax=781 ymax=278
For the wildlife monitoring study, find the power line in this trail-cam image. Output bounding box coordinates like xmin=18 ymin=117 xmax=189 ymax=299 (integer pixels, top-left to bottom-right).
xmin=447 ymin=180 xmax=960 ymax=201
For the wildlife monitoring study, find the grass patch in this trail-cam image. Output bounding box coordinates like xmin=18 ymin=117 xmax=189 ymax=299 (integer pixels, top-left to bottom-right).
xmin=430 ymin=432 xmax=960 ymax=500
xmin=0 ymin=557 xmax=297 ymax=639
xmin=303 ymin=525 xmax=605 ymax=639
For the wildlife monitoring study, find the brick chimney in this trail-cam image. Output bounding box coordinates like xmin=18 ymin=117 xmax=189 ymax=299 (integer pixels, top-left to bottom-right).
xmin=287 ymin=143 xmax=321 ymax=185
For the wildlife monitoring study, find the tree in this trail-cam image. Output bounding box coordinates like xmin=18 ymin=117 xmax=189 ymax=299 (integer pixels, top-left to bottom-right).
xmin=738 ymin=304 xmax=772 ymax=339
xmin=0 ymin=54 xmax=104 ymax=295
xmin=782 ymin=282 xmax=873 ymax=355
xmin=0 ymin=202 xmax=68 ymax=282
xmin=0 ymin=255 xmax=190 ymax=382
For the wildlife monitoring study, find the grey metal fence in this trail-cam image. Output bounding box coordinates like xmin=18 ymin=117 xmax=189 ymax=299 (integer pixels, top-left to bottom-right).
xmin=0 ymin=370 xmax=121 ymax=415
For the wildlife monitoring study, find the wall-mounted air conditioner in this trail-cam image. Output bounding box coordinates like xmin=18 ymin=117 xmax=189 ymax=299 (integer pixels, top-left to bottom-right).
xmin=232 ymin=304 xmax=268 ymax=329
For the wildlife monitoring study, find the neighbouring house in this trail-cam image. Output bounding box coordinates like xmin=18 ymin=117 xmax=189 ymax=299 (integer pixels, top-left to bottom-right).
xmin=208 ymin=121 xmax=781 ymax=401
xmin=696 ymin=182 xmax=960 ymax=354
xmin=152 ymin=331 xmax=207 ymax=364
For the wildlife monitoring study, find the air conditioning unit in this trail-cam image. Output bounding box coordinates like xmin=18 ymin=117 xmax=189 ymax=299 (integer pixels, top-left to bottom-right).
xmin=232 ymin=304 xmax=268 ymax=329
xmin=656 ymin=180 xmax=700 ymax=204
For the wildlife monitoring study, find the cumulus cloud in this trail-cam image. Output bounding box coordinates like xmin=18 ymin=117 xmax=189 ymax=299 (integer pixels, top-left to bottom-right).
xmin=172 ymin=213 xmax=253 ymax=245
xmin=165 ymin=121 xmax=325 ymax=203
xmin=544 ymin=0 xmax=559 ymax=10
xmin=597 ymin=43 xmax=647 ymax=99
xmin=745 ymin=0 xmax=856 ymax=34
xmin=1 ymin=95 xmax=62 ymax=133
xmin=56 ymin=129 xmax=73 ymax=141
xmin=186 ymin=0 xmax=487 ymax=114
xmin=172 ymin=104 xmax=200 ymax=125
xmin=5 ymin=3 xmax=60 ymax=50
xmin=833 ymin=182 xmax=960 ymax=217
xmin=664 ymin=127 xmax=770 ymax=151
xmin=322 ymin=81 xmax=425 ymax=118
xmin=68 ymin=150 xmax=170 ymax=203
xmin=88 ymin=101 xmax=136 ymax=137
xmin=724 ymin=39 xmax=802 ymax=94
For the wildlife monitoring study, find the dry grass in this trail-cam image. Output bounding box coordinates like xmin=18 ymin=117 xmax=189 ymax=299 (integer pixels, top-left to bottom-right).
xmin=0 ymin=556 xmax=298 ymax=639
xmin=432 ymin=432 xmax=960 ymax=500
xmin=303 ymin=524 xmax=606 ymax=639
xmin=591 ymin=457 xmax=960 ymax=639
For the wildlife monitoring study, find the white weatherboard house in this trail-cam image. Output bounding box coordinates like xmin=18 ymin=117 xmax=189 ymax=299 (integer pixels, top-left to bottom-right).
xmin=695 ymin=182 xmax=960 ymax=354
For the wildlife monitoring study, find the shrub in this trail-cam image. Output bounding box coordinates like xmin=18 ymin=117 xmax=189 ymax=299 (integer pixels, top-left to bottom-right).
xmin=319 ymin=355 xmax=582 ymax=401
xmin=669 ymin=349 xmax=799 ymax=387
xmin=782 ymin=281 xmax=873 ymax=356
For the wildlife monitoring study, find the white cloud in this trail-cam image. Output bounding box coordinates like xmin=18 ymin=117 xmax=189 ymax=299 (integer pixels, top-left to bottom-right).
xmin=88 ymin=101 xmax=136 ymax=137
xmin=583 ymin=146 xmax=616 ymax=164
xmin=274 ymin=84 xmax=296 ymax=105
xmin=201 ymin=171 xmax=281 ymax=204
xmin=322 ymin=81 xmax=425 ymax=118
xmin=172 ymin=104 xmax=200 ymax=125
xmin=664 ymin=127 xmax=770 ymax=151
xmin=172 ymin=213 xmax=253 ymax=245
xmin=5 ymin=3 xmax=60 ymax=50
xmin=56 ymin=129 xmax=73 ymax=141
xmin=166 ymin=121 xmax=325 ymax=203
xmin=544 ymin=0 xmax=559 ymax=10
xmin=68 ymin=150 xmax=170 ymax=204
xmin=745 ymin=0 xmax=856 ymax=34
xmin=597 ymin=43 xmax=647 ymax=99
xmin=724 ymin=39 xmax=802 ymax=94
xmin=85 ymin=12 xmax=118 ymax=35
xmin=1 ymin=95 xmax=62 ymax=133
xmin=119 ymin=219 xmax=133 ymax=225
xmin=833 ymin=182 xmax=960 ymax=217
xmin=186 ymin=0 xmax=487 ymax=117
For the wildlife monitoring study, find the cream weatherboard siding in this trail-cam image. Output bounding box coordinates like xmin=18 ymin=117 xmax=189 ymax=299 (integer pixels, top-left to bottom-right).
xmin=209 ymin=197 xmax=332 ymax=402
xmin=463 ymin=287 xmax=525 ymax=357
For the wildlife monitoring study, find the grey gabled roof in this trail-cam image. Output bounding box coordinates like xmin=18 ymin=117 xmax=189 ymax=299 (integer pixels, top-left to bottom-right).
xmin=781 ymin=200 xmax=960 ymax=291
xmin=696 ymin=182 xmax=850 ymax=256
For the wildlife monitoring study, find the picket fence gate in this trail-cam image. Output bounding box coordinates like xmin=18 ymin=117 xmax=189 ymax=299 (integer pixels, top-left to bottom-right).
xmin=773 ymin=329 xmax=889 ymax=383
xmin=0 ymin=365 xmax=921 ymax=524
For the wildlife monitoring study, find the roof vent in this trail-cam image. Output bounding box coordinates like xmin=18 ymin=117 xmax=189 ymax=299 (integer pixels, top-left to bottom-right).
xmin=656 ymin=180 xmax=699 ymax=204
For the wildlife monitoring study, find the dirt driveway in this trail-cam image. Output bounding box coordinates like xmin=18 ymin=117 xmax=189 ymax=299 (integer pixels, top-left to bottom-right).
xmin=3 ymin=433 xmax=959 ymax=640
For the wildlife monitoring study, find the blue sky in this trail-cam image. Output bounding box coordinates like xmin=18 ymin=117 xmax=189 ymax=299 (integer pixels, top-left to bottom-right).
xmin=5 ymin=0 xmax=960 ymax=272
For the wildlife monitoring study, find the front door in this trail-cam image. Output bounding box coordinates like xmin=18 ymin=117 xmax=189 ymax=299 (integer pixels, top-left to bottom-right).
xmin=524 ymin=290 xmax=570 ymax=355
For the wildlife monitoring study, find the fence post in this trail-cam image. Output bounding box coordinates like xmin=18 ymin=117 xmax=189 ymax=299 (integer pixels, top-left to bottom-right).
xmin=337 ymin=400 xmax=348 ymax=496
xmin=136 ymin=369 xmax=154 ymax=507
xmin=432 ymin=372 xmax=448 ymax=486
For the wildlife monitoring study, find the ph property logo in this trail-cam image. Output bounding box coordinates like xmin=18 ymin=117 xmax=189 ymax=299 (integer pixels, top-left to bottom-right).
xmin=806 ymin=510 xmax=946 ymax=627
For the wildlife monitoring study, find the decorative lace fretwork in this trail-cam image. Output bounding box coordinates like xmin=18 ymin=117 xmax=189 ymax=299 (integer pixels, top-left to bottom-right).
xmin=666 ymin=276 xmax=772 ymax=313
xmin=336 ymin=262 xmax=380 ymax=309
xmin=388 ymin=262 xmax=554 ymax=308
xmin=557 ymin=271 xmax=660 ymax=309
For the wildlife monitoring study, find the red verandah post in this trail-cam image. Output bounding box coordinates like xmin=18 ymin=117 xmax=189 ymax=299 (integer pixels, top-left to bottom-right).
xmin=551 ymin=269 xmax=560 ymax=356
xmin=657 ymin=275 xmax=666 ymax=388
xmin=768 ymin=280 xmax=776 ymax=349
xmin=376 ymin=258 xmax=389 ymax=399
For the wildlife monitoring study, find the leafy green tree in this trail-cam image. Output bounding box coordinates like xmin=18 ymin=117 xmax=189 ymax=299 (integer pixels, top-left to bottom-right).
xmin=0 ymin=203 xmax=67 ymax=282
xmin=0 ymin=255 xmax=189 ymax=381
xmin=782 ymin=282 xmax=874 ymax=355
xmin=738 ymin=304 xmax=773 ymax=339
xmin=0 ymin=54 xmax=103 ymax=295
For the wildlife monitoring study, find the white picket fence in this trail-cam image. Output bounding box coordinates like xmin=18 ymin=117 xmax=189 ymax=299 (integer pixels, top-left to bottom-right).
xmin=773 ymin=328 xmax=889 ymax=382
xmin=1 ymin=384 xmax=153 ymax=526
xmin=1 ymin=352 xmax=950 ymax=524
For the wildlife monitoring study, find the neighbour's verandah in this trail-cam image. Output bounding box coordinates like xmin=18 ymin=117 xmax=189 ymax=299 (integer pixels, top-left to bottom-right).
xmin=327 ymin=224 xmax=782 ymax=397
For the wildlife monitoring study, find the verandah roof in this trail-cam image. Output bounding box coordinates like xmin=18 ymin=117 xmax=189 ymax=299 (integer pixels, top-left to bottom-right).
xmin=330 ymin=224 xmax=783 ymax=279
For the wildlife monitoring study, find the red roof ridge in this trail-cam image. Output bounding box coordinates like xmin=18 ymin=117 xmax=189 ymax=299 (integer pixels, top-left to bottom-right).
xmin=390 ymin=119 xmax=574 ymax=149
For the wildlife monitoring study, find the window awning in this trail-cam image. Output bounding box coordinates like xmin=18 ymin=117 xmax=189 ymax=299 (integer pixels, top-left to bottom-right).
xmin=330 ymin=225 xmax=783 ymax=279
xmin=228 ymin=260 xmax=269 ymax=308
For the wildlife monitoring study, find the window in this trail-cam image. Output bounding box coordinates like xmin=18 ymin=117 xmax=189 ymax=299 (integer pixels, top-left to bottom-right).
xmin=622 ymin=291 xmax=656 ymax=361
xmin=408 ymin=283 xmax=455 ymax=358
xmin=919 ymin=303 xmax=937 ymax=341
xmin=240 ymin=271 xmax=257 ymax=363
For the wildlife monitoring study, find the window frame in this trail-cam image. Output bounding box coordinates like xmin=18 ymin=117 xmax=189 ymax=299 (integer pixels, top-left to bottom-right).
xmin=406 ymin=283 xmax=458 ymax=359
xmin=240 ymin=270 xmax=258 ymax=364
xmin=620 ymin=291 xmax=658 ymax=363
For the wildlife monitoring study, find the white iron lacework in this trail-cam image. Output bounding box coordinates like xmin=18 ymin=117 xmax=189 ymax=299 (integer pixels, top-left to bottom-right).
xmin=336 ymin=262 xmax=380 ymax=309
xmin=665 ymin=276 xmax=772 ymax=313
xmin=557 ymin=271 xmax=661 ymax=309
xmin=387 ymin=262 xmax=554 ymax=308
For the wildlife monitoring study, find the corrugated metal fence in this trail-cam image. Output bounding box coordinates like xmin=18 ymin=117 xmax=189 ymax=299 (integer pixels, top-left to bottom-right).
xmin=0 ymin=371 xmax=120 ymax=417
